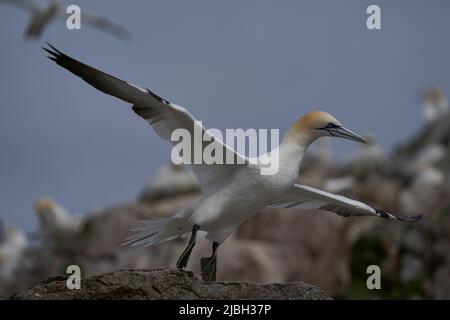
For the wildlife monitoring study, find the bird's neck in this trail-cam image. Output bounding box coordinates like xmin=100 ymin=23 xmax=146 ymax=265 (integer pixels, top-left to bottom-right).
xmin=277 ymin=133 xmax=312 ymax=172
xmin=283 ymin=127 xmax=318 ymax=149
xmin=256 ymin=130 xmax=317 ymax=177
xmin=284 ymin=126 xmax=318 ymax=147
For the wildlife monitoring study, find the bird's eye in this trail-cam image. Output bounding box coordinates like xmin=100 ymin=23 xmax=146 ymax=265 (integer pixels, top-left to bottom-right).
xmin=315 ymin=122 xmax=340 ymax=131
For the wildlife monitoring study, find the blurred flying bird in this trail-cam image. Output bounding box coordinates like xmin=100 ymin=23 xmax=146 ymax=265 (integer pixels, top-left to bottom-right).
xmin=44 ymin=44 xmax=422 ymax=281
xmin=0 ymin=220 xmax=27 ymax=283
xmin=423 ymin=87 xmax=449 ymax=124
xmin=0 ymin=0 xmax=130 ymax=40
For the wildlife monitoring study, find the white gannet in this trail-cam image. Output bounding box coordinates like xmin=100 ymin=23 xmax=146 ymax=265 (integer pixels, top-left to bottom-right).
xmin=423 ymin=87 xmax=449 ymax=124
xmin=0 ymin=0 xmax=130 ymax=39
xmin=0 ymin=220 xmax=27 ymax=284
xmin=34 ymin=197 xmax=81 ymax=243
xmin=44 ymin=44 xmax=422 ymax=281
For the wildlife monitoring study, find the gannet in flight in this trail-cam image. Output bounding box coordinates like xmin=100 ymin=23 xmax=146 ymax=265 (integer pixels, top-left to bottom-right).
xmin=44 ymin=44 xmax=422 ymax=281
xmin=1 ymin=0 xmax=130 ymax=40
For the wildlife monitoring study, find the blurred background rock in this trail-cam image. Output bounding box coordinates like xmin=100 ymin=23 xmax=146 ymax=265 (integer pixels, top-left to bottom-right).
xmin=1 ymin=88 xmax=450 ymax=299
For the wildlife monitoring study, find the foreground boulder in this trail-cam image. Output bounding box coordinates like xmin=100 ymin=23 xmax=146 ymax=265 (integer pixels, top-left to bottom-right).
xmin=12 ymin=268 xmax=330 ymax=300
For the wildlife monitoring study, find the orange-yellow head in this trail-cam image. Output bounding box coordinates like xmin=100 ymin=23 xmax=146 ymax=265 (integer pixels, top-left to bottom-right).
xmin=35 ymin=197 xmax=55 ymax=215
xmin=286 ymin=111 xmax=366 ymax=146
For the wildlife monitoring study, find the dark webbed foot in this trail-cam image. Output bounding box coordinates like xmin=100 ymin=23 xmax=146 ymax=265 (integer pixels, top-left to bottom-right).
xmin=201 ymin=256 xmax=217 ymax=281
xmin=176 ymin=225 xmax=199 ymax=269
xmin=201 ymin=242 xmax=219 ymax=281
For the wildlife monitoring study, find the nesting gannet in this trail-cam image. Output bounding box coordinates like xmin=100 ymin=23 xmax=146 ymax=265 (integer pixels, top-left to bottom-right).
xmin=44 ymin=44 xmax=422 ymax=281
xmin=423 ymin=87 xmax=449 ymax=124
xmin=0 ymin=221 xmax=27 ymax=283
xmin=35 ymin=197 xmax=80 ymax=243
xmin=1 ymin=0 xmax=130 ymax=39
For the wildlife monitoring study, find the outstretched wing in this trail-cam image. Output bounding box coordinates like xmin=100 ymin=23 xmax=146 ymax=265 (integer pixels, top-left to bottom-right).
xmin=44 ymin=44 xmax=248 ymax=195
xmin=270 ymin=184 xmax=422 ymax=222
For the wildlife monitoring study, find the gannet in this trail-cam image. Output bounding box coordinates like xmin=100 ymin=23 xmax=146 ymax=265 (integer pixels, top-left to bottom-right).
xmin=0 ymin=221 xmax=27 ymax=284
xmin=423 ymin=87 xmax=449 ymax=124
xmin=35 ymin=197 xmax=80 ymax=243
xmin=1 ymin=0 xmax=130 ymax=39
xmin=44 ymin=44 xmax=422 ymax=281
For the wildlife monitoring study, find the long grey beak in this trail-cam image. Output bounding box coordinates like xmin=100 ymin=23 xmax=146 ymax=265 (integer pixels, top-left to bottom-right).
xmin=330 ymin=126 xmax=367 ymax=144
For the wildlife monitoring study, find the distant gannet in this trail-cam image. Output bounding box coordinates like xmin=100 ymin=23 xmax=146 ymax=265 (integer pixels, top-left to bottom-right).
xmin=0 ymin=221 xmax=27 ymax=283
xmin=423 ymin=87 xmax=449 ymax=124
xmin=35 ymin=197 xmax=80 ymax=243
xmin=44 ymin=44 xmax=422 ymax=281
xmin=1 ymin=0 xmax=130 ymax=39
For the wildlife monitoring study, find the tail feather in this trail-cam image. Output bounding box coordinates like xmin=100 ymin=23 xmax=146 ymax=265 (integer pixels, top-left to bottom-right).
xmin=122 ymin=216 xmax=187 ymax=247
xmin=123 ymin=232 xmax=158 ymax=247
xmin=129 ymin=218 xmax=172 ymax=233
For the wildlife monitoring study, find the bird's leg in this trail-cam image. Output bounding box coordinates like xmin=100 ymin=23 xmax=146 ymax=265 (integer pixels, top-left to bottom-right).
xmin=176 ymin=224 xmax=199 ymax=269
xmin=201 ymin=242 xmax=219 ymax=282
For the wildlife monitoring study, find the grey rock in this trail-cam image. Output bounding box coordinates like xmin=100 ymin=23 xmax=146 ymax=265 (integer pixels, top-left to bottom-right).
xmin=12 ymin=268 xmax=331 ymax=300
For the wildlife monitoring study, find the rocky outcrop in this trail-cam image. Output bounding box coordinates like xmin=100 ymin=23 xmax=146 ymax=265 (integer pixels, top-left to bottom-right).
xmin=12 ymin=268 xmax=330 ymax=300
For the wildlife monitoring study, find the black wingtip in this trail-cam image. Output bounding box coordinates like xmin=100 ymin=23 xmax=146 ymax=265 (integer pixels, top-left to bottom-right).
xmin=43 ymin=47 xmax=56 ymax=56
xmin=376 ymin=208 xmax=423 ymax=222
xmin=45 ymin=42 xmax=63 ymax=54
xmin=42 ymin=44 xmax=59 ymax=60
xmin=42 ymin=43 xmax=66 ymax=61
xmin=396 ymin=214 xmax=423 ymax=222
xmin=146 ymin=88 xmax=170 ymax=105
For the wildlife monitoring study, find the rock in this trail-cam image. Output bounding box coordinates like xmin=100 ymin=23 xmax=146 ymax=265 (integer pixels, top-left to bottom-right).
xmin=12 ymin=268 xmax=331 ymax=300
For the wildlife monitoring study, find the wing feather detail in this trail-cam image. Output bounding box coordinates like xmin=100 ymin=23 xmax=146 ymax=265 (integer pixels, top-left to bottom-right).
xmin=270 ymin=184 xmax=422 ymax=222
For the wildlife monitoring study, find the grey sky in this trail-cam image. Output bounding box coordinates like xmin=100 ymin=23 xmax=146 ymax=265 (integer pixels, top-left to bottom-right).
xmin=1 ymin=0 xmax=449 ymax=231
